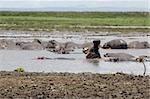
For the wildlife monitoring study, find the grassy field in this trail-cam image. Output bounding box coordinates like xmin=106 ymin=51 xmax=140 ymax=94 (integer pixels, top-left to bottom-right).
xmin=0 ymin=12 xmax=149 ymax=32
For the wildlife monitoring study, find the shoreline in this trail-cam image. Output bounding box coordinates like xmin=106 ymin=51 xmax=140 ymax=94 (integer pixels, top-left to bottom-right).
xmin=0 ymin=29 xmax=149 ymax=37
xmin=0 ymin=27 xmax=150 ymax=33
xmin=0 ymin=71 xmax=149 ymax=98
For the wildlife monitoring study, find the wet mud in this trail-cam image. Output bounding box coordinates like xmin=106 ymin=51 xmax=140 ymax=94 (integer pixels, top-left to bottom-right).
xmin=0 ymin=71 xmax=149 ymax=99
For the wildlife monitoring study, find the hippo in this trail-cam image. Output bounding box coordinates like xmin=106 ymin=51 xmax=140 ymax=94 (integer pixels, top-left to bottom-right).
xmin=104 ymin=53 xmax=135 ymax=61
xmin=7 ymin=41 xmax=20 ymax=50
xmin=46 ymin=40 xmax=79 ymax=54
xmin=0 ymin=39 xmax=9 ymax=49
xmin=104 ymin=53 xmax=150 ymax=62
xmin=82 ymin=41 xmax=101 ymax=54
xmin=52 ymin=45 xmax=70 ymax=54
xmin=0 ymin=39 xmax=18 ymax=50
xmin=16 ymin=39 xmax=43 ymax=50
xmin=83 ymin=47 xmax=90 ymax=54
xmin=45 ymin=40 xmax=59 ymax=49
xmin=46 ymin=40 xmax=77 ymax=48
xmin=86 ymin=40 xmax=101 ymax=59
xmin=63 ymin=42 xmax=79 ymax=49
xmin=34 ymin=56 xmax=75 ymax=60
xmin=104 ymin=53 xmax=147 ymax=75
xmin=102 ymin=39 xmax=127 ymax=49
xmin=52 ymin=42 xmax=79 ymax=54
xmin=81 ymin=42 xmax=93 ymax=54
xmin=128 ymin=41 xmax=150 ymax=49
xmin=80 ymin=42 xmax=93 ymax=49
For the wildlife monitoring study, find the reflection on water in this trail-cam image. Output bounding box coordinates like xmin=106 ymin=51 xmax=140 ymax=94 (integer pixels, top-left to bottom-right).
xmin=86 ymin=59 xmax=100 ymax=66
xmin=0 ymin=50 xmax=149 ymax=75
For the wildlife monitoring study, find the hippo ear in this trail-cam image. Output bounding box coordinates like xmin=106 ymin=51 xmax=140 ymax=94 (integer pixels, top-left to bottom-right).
xmin=51 ymin=40 xmax=56 ymax=45
xmin=35 ymin=39 xmax=41 ymax=44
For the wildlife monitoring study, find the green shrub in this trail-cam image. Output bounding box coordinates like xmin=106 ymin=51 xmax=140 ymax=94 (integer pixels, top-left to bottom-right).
xmin=14 ymin=67 xmax=25 ymax=72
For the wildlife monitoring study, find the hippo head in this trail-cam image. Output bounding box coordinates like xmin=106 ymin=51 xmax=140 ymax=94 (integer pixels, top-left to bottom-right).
xmin=93 ymin=40 xmax=101 ymax=49
xmin=104 ymin=53 xmax=114 ymax=57
xmin=83 ymin=40 xmax=101 ymax=54
xmin=102 ymin=43 xmax=110 ymax=49
xmin=141 ymin=41 xmax=149 ymax=48
xmin=46 ymin=40 xmax=58 ymax=49
xmin=49 ymin=40 xmax=57 ymax=45
xmin=93 ymin=40 xmax=101 ymax=48
xmin=104 ymin=53 xmax=109 ymax=57
xmin=83 ymin=47 xmax=89 ymax=54
xmin=16 ymin=42 xmax=24 ymax=46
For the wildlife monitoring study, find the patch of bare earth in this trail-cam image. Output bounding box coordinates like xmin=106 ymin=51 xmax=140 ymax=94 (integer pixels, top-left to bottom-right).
xmin=0 ymin=72 xmax=149 ymax=99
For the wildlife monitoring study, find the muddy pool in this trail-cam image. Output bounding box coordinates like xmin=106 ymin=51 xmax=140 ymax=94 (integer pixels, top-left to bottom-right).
xmin=0 ymin=31 xmax=149 ymax=75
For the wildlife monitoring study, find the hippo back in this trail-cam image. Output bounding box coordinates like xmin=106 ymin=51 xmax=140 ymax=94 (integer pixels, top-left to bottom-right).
xmin=128 ymin=41 xmax=150 ymax=49
xmin=102 ymin=39 xmax=127 ymax=49
xmin=104 ymin=53 xmax=134 ymax=61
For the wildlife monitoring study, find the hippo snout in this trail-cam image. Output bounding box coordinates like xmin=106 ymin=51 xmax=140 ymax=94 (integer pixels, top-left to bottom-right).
xmin=83 ymin=47 xmax=89 ymax=54
xmin=104 ymin=53 xmax=109 ymax=57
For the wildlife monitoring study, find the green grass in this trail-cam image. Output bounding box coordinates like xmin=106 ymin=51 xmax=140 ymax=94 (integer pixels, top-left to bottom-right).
xmin=0 ymin=12 xmax=149 ymax=32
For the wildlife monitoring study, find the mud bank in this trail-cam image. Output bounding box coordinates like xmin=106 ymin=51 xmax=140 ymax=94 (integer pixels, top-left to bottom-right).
xmin=0 ymin=71 xmax=149 ymax=99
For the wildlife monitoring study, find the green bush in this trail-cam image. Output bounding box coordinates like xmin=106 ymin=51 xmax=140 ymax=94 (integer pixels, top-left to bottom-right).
xmin=14 ymin=67 xmax=25 ymax=72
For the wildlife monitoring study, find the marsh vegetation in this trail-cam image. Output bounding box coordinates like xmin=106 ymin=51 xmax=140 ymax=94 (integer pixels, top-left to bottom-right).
xmin=0 ymin=12 xmax=149 ymax=32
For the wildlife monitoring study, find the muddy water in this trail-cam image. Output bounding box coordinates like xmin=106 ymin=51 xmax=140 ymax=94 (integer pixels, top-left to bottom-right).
xmin=0 ymin=31 xmax=150 ymax=75
xmin=0 ymin=31 xmax=149 ymax=44
xmin=0 ymin=49 xmax=149 ymax=75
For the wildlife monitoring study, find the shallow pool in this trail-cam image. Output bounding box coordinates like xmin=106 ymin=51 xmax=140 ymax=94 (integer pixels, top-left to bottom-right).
xmin=0 ymin=31 xmax=149 ymax=75
xmin=0 ymin=49 xmax=149 ymax=75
